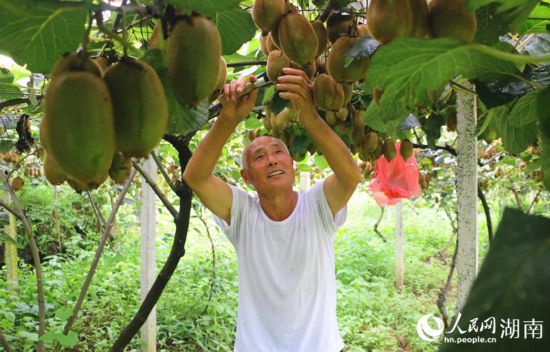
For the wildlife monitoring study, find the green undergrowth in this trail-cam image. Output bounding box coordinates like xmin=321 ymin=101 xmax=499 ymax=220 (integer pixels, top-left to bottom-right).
xmin=0 ymin=189 xmax=497 ymax=351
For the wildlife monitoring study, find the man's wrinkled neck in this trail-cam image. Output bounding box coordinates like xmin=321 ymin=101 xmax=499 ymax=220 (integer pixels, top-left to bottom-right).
xmin=257 ymin=187 xmax=298 ymax=221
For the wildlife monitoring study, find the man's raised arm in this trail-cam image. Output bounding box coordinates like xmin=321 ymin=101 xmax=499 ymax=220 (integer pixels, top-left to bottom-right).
xmin=182 ymin=77 xmax=258 ymax=224
xmin=277 ymin=67 xmax=361 ymax=216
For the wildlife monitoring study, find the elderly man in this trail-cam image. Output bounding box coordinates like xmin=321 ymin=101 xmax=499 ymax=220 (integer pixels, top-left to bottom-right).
xmin=183 ymin=67 xmax=360 ymax=352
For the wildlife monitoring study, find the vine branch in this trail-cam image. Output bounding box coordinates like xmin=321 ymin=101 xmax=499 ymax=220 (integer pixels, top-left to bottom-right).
xmin=0 ymin=328 xmax=13 ymax=352
xmin=132 ymin=160 xmax=178 ymax=219
xmin=63 ymin=169 xmax=137 ymax=335
xmin=151 ymin=151 xmax=177 ymax=194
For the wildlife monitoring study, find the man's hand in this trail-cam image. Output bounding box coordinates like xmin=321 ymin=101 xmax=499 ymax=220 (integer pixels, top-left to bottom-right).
xmin=276 ymin=67 xmax=318 ymax=126
xmin=220 ymin=75 xmax=259 ymax=124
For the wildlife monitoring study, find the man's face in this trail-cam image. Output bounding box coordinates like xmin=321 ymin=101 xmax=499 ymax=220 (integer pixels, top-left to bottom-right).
xmin=241 ymin=136 xmax=294 ymax=192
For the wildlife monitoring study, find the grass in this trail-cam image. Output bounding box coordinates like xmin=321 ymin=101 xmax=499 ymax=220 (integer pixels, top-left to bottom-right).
xmin=0 ymin=188 xmax=499 ymax=351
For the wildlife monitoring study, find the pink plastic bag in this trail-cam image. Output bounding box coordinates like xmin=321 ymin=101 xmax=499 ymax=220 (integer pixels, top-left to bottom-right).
xmin=368 ymin=142 xmax=421 ymax=207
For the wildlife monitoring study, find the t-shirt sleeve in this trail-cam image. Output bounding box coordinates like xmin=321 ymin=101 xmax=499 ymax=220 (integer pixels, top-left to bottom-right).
xmin=211 ymin=185 xmax=250 ymax=247
xmin=309 ymin=179 xmax=347 ymax=233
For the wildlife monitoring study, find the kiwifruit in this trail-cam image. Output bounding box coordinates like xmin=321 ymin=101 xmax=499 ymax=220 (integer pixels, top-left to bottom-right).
xmin=311 ymin=20 xmax=328 ymax=57
xmin=42 ymin=71 xmax=115 ymax=187
xmin=367 ymin=0 xmax=412 ymax=44
xmin=363 ymin=131 xmax=379 ymax=153
xmin=353 ymin=109 xmax=365 ymax=129
xmin=252 ymin=0 xmax=286 ymax=34
xmin=316 ymin=55 xmax=327 ymax=74
xmin=215 ymin=57 xmax=227 ymax=91
xmin=167 ymin=15 xmax=222 ymax=106
xmin=326 ymin=12 xmax=355 ymax=43
xmin=446 ymin=112 xmax=457 ymax=132
xmin=149 ymin=24 xmax=162 ymax=49
xmin=272 ymin=107 xmax=291 ymax=131
xmin=104 ymin=57 xmax=168 ymax=158
xmin=325 ymin=111 xmax=338 ymax=126
xmin=335 ymin=106 xmax=349 ymax=121
xmin=266 ymin=49 xmax=290 ymax=82
xmin=260 ymin=33 xmax=270 ymax=55
xmin=352 ymin=127 xmax=366 ymax=147
xmin=408 ymin=0 xmax=430 ymax=38
xmin=313 ymin=73 xmax=345 ymax=111
xmin=327 ymin=36 xmax=369 ymax=82
xmin=92 ymin=56 xmax=110 ymax=73
xmin=290 ymin=61 xmax=317 ymax=79
xmin=277 ymin=12 xmax=318 ymax=65
xmin=341 ymin=82 xmax=353 ymax=104
xmin=267 ymin=32 xmax=280 ymax=52
xmin=372 ymin=136 xmax=384 ymax=159
xmin=429 ymin=0 xmax=477 ymax=43
xmin=11 ymin=176 xmax=24 ymax=192
xmin=50 ymin=52 xmax=102 ymax=78
xmin=382 ymin=138 xmax=396 ymax=161
xmin=400 ymin=139 xmax=414 ymax=160
xmin=262 ymin=114 xmax=274 ymax=131
xmin=43 ymin=153 xmax=67 ymax=186
xmin=108 ymin=152 xmax=132 ymax=184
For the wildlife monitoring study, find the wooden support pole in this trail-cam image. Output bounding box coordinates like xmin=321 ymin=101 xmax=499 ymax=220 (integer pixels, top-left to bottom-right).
xmin=455 ymin=82 xmax=478 ymax=310
xmin=140 ymin=156 xmax=157 ymax=352
xmin=395 ymin=202 xmax=404 ymax=290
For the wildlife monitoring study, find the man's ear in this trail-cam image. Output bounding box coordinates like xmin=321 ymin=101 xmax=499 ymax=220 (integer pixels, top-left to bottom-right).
xmin=240 ymin=169 xmax=251 ymax=184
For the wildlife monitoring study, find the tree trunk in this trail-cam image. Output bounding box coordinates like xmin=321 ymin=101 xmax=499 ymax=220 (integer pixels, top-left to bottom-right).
xmin=6 ymin=205 xmax=18 ymax=293
xmin=455 ymin=83 xmax=478 ymax=310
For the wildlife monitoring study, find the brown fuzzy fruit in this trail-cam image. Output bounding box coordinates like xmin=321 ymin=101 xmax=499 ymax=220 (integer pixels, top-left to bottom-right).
xmin=277 ymin=12 xmax=318 ymax=65
xmin=325 ymin=111 xmax=338 ymax=126
xmin=326 ymin=13 xmax=355 ymax=43
xmin=357 ymin=24 xmax=371 ymax=37
xmin=104 ymin=57 xmax=168 ymax=158
xmin=313 ymin=73 xmax=345 ymax=111
xmin=109 ymin=152 xmax=132 ymax=184
xmin=167 ymin=15 xmax=222 ymax=106
xmin=327 ymin=36 xmax=369 ymax=82
xmin=11 ymin=176 xmax=24 ymax=192
xmin=215 ymin=57 xmax=227 ymax=91
xmin=260 ymin=33 xmax=270 ymax=55
xmin=290 ymin=61 xmax=317 ymax=79
xmin=408 ymin=0 xmax=431 ymax=38
xmin=400 ymin=139 xmax=414 ymax=160
xmin=252 ymin=0 xmax=286 ymax=34
xmin=43 ymin=153 xmax=67 ymax=186
xmin=266 ymin=49 xmax=290 ymax=82
xmin=382 ymin=138 xmax=397 ymax=161
xmin=367 ymin=0 xmax=412 ymax=44
xmin=341 ymin=82 xmax=353 ymax=104
xmin=267 ymin=32 xmax=280 ymax=52
xmin=42 ymin=71 xmax=115 ymax=188
xmin=311 ymin=20 xmax=328 ymax=57
xmin=51 ymin=53 xmax=102 ymax=78
xmin=363 ymin=132 xmax=379 ymax=153
xmin=335 ymin=107 xmax=349 ymax=122
xmin=429 ymin=0 xmax=477 ymax=43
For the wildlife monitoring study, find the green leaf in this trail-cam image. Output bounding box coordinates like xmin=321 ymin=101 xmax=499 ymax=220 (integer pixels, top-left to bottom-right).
xmin=166 ymin=0 xmax=240 ymax=15
xmin=541 ymin=134 xmax=550 ymax=190
xmin=214 ymin=8 xmax=257 ymax=55
xmin=244 ymin=116 xmax=262 ymax=129
xmin=313 ymin=154 xmax=328 ymax=169
xmin=518 ymin=3 xmax=550 ymax=34
xmin=537 ymin=85 xmax=550 ymax=138
xmin=508 ymin=90 xmax=540 ymax=127
xmin=365 ymin=38 xmax=520 ymax=128
xmin=0 ymin=0 xmax=88 ymax=73
xmin=57 ymin=331 xmax=78 ymax=347
xmin=54 ymin=307 xmax=73 ymax=321
xmin=439 ymin=208 xmax=550 ymax=352
xmin=0 ymin=68 xmax=14 ymax=83
xmin=467 ymin=0 xmax=540 ymax=31
xmin=0 ymin=83 xmax=24 ymax=99
xmin=490 ymin=106 xmax=538 ymax=154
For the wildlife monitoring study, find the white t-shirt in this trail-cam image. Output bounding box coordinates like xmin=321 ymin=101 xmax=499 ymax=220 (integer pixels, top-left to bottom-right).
xmin=213 ymin=179 xmax=346 ymax=352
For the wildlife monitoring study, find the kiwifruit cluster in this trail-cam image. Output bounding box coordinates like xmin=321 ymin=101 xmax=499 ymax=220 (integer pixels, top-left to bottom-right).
xmin=367 ymin=0 xmax=477 ymax=43
xmin=40 ymin=52 xmax=168 ymax=191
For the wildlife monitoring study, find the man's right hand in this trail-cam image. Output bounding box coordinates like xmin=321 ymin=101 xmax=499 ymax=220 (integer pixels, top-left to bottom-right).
xmin=220 ymin=75 xmax=259 ymax=124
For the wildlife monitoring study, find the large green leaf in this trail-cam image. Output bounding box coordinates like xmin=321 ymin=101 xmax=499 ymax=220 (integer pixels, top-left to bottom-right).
xmin=508 ymin=89 xmax=541 ymax=127
xmin=214 ymin=8 xmax=257 ymax=55
xmin=0 ymin=83 xmax=24 ymax=99
xmin=0 ymin=0 xmax=88 ymax=73
xmin=467 ymin=0 xmax=540 ymax=31
xmin=166 ymin=0 xmax=240 ymax=15
xmin=542 ymin=134 xmax=550 ymax=190
xmin=364 ymin=38 xmax=518 ymax=128
xmin=439 ymin=208 xmax=550 ymax=352
xmin=490 ymin=105 xmax=538 ymax=154
xmin=519 ymin=3 xmax=550 ymax=34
